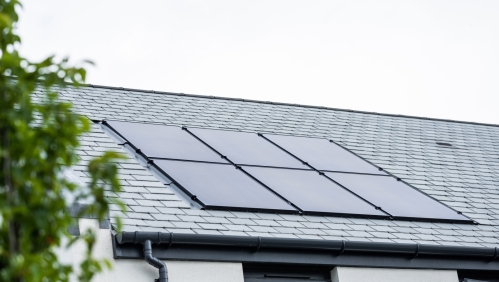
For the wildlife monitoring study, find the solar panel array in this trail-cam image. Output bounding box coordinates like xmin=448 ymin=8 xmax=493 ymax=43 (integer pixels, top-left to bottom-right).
xmin=104 ymin=120 xmax=470 ymax=222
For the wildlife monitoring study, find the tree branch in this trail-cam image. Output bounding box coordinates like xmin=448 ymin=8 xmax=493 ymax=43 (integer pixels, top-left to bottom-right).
xmin=2 ymin=90 xmax=19 ymax=260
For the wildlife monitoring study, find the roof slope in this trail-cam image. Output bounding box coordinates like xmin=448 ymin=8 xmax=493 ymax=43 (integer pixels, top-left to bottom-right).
xmin=36 ymin=85 xmax=499 ymax=248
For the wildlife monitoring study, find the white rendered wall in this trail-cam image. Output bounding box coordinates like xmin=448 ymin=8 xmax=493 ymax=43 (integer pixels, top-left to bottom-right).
xmin=70 ymin=219 xmax=245 ymax=282
xmin=64 ymin=219 xmax=460 ymax=282
xmin=331 ymin=266 xmax=458 ymax=282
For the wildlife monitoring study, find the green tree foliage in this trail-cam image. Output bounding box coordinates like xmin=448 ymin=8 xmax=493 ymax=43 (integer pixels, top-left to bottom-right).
xmin=0 ymin=1 xmax=125 ymax=281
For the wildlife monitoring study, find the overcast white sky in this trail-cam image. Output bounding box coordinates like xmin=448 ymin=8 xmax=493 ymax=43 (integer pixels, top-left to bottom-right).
xmin=18 ymin=0 xmax=499 ymax=124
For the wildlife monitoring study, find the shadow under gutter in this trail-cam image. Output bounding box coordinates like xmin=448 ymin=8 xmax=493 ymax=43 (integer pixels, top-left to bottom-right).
xmin=113 ymin=232 xmax=499 ymax=271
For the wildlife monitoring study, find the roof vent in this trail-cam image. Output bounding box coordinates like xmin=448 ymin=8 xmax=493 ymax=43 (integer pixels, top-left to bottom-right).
xmin=436 ymin=142 xmax=453 ymax=147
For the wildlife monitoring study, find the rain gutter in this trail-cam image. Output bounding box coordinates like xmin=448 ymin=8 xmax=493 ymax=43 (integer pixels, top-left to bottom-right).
xmin=114 ymin=232 xmax=499 ymax=271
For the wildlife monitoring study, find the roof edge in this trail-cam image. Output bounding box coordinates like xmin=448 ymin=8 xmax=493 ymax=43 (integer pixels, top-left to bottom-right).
xmin=81 ymin=83 xmax=499 ymax=128
xmin=115 ymin=231 xmax=499 ymax=261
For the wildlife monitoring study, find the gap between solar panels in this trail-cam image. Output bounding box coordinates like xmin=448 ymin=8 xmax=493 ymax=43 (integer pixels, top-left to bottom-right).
xmin=102 ymin=120 xmax=472 ymax=224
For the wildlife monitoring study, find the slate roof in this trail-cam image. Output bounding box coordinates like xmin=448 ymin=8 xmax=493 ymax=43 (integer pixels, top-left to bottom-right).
xmin=35 ymin=85 xmax=499 ymax=248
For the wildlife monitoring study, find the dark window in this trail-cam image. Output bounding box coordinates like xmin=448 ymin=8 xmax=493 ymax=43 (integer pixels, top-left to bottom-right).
xmin=459 ymin=269 xmax=499 ymax=282
xmin=244 ymin=264 xmax=331 ymax=282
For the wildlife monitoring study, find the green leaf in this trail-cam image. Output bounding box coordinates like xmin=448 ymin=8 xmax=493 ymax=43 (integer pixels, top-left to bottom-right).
xmin=0 ymin=0 xmax=125 ymax=281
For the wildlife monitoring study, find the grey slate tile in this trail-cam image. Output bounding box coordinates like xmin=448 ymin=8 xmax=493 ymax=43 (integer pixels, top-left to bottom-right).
xmin=206 ymin=210 xmax=236 ymax=218
xmin=392 ymin=239 xmax=416 ymax=244
xmin=277 ymin=221 xmax=305 ymax=228
xmin=323 ymin=230 xmax=350 ymax=237
xmin=146 ymin=221 xmax=175 ymax=228
xmin=436 ymin=229 xmax=461 ymax=236
xmin=121 ymin=225 xmax=143 ymax=232
xmin=320 ymin=235 xmax=344 ymax=241
xmin=165 ymin=228 xmax=196 ymax=234
xmin=197 ymin=223 xmax=228 ymax=230
xmin=253 ymin=220 xmax=281 ymax=227
xmin=230 ymin=212 xmax=260 ymax=219
xmin=150 ymin=213 xmax=180 ymax=221
xmin=140 ymin=227 xmax=168 ymax=232
xmin=296 ymin=234 xmax=323 ymax=240
xmin=393 ymin=233 xmax=419 ymax=240
xmin=135 ymin=200 xmax=165 ymax=207
xmin=161 ymin=201 xmax=190 ymax=208
xmin=250 ymin=226 xmax=277 ymax=233
xmin=256 ymin=213 xmax=285 ymax=220
xmin=129 ymin=206 xmax=159 ymax=213
xmin=279 ymin=214 xmax=309 ymax=221
xmin=221 ymin=231 xmax=249 ymax=236
xmin=479 ymin=237 xmax=499 ymax=243
xmin=302 ymin=216 xmax=330 ymax=223
xmin=369 ymin=238 xmax=395 ymax=243
xmin=298 ymin=228 xmax=327 ymax=235
xmin=346 ymin=231 xmax=373 ymax=237
xmin=271 ymin=233 xmax=300 ymax=239
xmin=126 ymin=212 xmax=154 ymax=220
xmin=369 ymin=232 xmax=397 ymax=239
xmin=324 ymin=223 xmax=352 ymax=230
xmin=178 ymin=215 xmax=206 ymax=222
xmin=171 ymin=222 xmax=200 ymax=229
xmin=119 ymin=218 xmax=147 ymax=226
xmin=224 ymin=224 xmax=253 ymax=232
xmin=273 ymin=227 xmax=303 ymax=234
xmin=63 ymin=86 xmax=499 ymax=248
xmin=181 ymin=209 xmax=212 ymax=216
xmin=203 ymin=217 xmax=232 ymax=224
xmin=348 ymin=225 xmax=375 ymax=231
xmin=301 ymin=222 xmax=328 ymax=229
xmin=342 ymin=237 xmax=372 ymax=242
xmin=156 ymin=207 xmax=186 ymax=215
xmin=413 ymin=228 xmax=440 ymax=235
xmin=229 ymin=218 xmax=257 ymax=225
xmin=143 ymin=194 xmax=180 ymax=201
xmin=372 ymin=226 xmax=397 ymax=232
xmin=414 ymin=234 xmax=439 ymax=241
xmin=245 ymin=232 xmax=274 ymax=237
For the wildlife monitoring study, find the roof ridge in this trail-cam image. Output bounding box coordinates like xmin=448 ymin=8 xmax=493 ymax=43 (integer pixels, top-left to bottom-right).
xmin=83 ymin=83 xmax=499 ymax=128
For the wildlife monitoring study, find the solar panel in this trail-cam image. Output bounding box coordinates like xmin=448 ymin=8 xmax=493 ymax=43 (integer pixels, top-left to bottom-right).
xmin=243 ymin=166 xmax=387 ymax=217
xmin=105 ymin=120 xmax=226 ymax=163
xmin=325 ymin=172 xmax=468 ymax=221
xmin=264 ymin=134 xmax=385 ymax=175
xmin=105 ymin=120 xmax=471 ymax=223
xmin=188 ymin=128 xmax=308 ymax=169
xmin=153 ymin=160 xmax=298 ymax=212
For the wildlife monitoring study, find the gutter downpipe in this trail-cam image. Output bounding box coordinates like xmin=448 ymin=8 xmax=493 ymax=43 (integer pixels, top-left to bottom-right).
xmin=143 ymin=239 xmax=168 ymax=282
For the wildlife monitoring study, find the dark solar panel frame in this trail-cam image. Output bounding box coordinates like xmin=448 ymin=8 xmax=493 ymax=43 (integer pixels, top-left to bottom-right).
xmin=185 ymin=127 xmax=309 ymax=169
xmin=241 ymin=166 xmax=390 ymax=219
xmin=104 ymin=121 xmax=302 ymax=213
xmin=388 ymin=177 xmax=471 ymax=223
xmin=320 ymin=173 xmax=393 ymax=217
xmin=150 ymin=159 xmax=301 ymax=214
xmin=323 ymin=172 xmax=472 ymax=223
xmin=322 ymin=139 xmax=387 ymax=175
xmin=103 ymin=120 xmax=228 ymax=164
xmin=104 ymin=120 xmax=158 ymax=163
xmin=260 ymin=134 xmax=387 ymax=175
xmin=102 ymin=120 xmax=474 ymax=224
